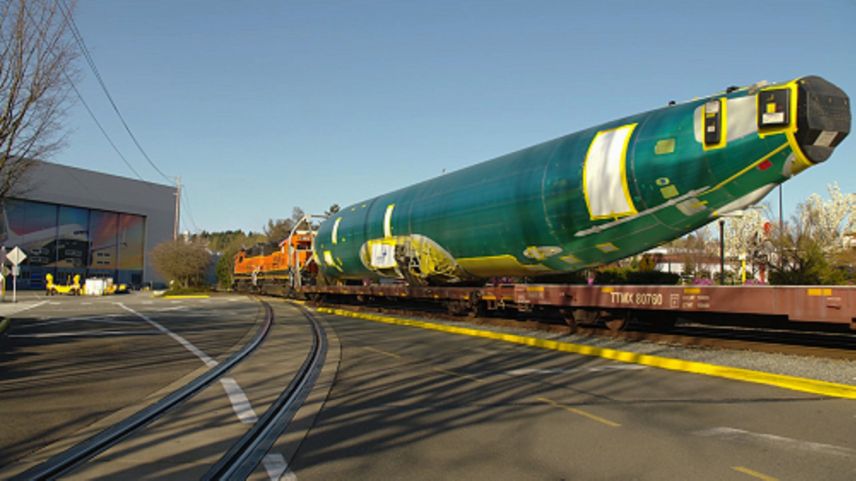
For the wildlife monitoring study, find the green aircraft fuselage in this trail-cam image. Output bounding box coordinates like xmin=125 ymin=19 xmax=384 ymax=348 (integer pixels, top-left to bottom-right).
xmin=314 ymin=76 xmax=850 ymax=284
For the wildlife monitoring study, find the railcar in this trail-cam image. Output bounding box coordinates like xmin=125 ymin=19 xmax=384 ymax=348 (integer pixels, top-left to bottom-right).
xmin=312 ymin=76 xmax=850 ymax=286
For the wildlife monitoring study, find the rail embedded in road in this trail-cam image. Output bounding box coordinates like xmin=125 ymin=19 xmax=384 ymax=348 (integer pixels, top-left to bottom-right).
xmin=12 ymin=301 xmax=275 ymax=480
xmin=202 ymin=304 xmax=328 ymax=480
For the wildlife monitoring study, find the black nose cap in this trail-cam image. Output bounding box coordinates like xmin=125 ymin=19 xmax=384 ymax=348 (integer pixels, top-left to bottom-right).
xmin=796 ymin=75 xmax=851 ymax=163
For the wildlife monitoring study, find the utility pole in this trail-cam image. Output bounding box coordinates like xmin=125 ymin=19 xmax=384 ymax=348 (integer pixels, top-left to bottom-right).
xmin=174 ymin=176 xmax=181 ymax=240
xmin=778 ymin=184 xmax=784 ymax=270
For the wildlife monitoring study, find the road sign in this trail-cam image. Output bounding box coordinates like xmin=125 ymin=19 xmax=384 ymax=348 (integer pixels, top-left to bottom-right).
xmin=6 ymin=246 xmax=25 ymax=303
xmin=7 ymin=246 xmax=26 ymax=266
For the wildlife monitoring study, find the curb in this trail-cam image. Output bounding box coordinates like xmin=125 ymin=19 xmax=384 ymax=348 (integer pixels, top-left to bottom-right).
xmin=162 ymin=294 xmax=210 ymax=299
xmin=316 ymin=307 xmax=856 ymax=400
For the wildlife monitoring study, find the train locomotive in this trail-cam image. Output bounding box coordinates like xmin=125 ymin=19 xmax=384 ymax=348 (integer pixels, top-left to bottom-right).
xmin=233 ymin=230 xmax=315 ymax=291
xmin=312 ymin=76 xmax=850 ymax=285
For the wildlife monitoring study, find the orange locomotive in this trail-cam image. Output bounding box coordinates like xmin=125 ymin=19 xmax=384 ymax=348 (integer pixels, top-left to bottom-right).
xmin=233 ymin=230 xmax=316 ymax=291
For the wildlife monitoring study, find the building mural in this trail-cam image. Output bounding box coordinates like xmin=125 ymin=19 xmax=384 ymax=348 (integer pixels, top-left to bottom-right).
xmin=1 ymin=199 xmax=145 ymax=289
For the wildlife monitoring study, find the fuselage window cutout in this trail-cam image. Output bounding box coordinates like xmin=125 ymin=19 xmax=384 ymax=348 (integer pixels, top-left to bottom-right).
xmin=757 ymin=87 xmax=791 ymax=131
xmin=702 ymin=98 xmax=726 ymax=150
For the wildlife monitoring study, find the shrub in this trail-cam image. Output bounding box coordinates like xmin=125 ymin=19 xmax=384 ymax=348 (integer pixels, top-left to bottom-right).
xmin=151 ymin=240 xmax=211 ymax=289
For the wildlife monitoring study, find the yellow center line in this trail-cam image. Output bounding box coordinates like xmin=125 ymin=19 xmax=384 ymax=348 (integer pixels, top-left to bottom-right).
xmin=431 ymin=367 xmax=486 ymax=384
xmin=732 ymin=466 xmax=780 ymax=481
xmin=535 ymin=397 xmax=621 ymax=428
xmin=362 ymin=346 xmax=403 ymax=359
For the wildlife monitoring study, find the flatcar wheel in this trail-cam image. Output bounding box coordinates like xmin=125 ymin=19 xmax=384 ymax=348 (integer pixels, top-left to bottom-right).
xmin=465 ymin=292 xmax=483 ymax=319
xmin=559 ymin=309 xmax=578 ymax=334
xmin=603 ymin=312 xmax=630 ymax=333
xmin=564 ymin=316 xmax=579 ymax=334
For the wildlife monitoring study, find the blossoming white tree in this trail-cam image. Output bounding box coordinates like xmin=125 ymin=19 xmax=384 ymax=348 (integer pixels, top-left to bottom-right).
xmin=797 ymin=182 xmax=856 ymax=252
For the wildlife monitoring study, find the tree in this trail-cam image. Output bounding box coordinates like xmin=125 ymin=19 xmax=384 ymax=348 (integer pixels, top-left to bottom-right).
xmin=291 ymin=206 xmax=305 ymax=223
xmin=215 ymin=253 xmax=234 ymax=290
xmin=724 ymin=208 xmax=767 ymax=259
xmin=190 ymin=228 xmax=268 ymax=289
xmin=768 ymin=228 xmax=836 ymax=285
xmin=768 ymin=183 xmax=856 ymax=285
xmin=722 ymin=206 xmax=774 ymax=281
xmin=1 ymin=0 xmax=77 ymax=200
xmin=666 ymin=224 xmax=716 ymax=278
xmin=264 ymin=206 xmax=307 ymax=243
xmin=797 ymin=182 xmax=855 ymax=253
xmin=264 ymin=218 xmax=294 ymax=244
xmin=151 ymin=239 xmax=211 ymax=289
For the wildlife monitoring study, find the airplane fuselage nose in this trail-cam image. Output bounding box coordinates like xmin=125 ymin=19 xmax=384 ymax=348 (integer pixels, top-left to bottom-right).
xmin=793 ymin=76 xmax=850 ymax=163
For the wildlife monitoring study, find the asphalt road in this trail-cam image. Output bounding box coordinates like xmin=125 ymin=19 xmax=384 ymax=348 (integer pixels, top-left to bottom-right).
xmin=0 ymin=293 xmax=262 ymax=474
xmin=62 ymin=299 xmax=318 ymax=480
xmin=289 ymin=312 xmax=856 ymax=481
xmin=4 ymin=296 xmax=855 ymax=480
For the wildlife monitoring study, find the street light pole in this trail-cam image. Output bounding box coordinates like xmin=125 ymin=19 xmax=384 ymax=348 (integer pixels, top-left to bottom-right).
xmin=778 ymin=184 xmax=783 ymax=233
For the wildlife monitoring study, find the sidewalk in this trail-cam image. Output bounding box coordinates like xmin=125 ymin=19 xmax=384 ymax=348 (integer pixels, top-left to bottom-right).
xmin=0 ymin=291 xmax=49 ymax=318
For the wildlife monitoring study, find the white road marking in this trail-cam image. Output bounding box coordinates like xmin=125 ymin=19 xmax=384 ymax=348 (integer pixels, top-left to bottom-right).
xmin=220 ymin=377 xmax=258 ymax=424
xmin=47 ymin=301 xmax=61 ymax=305
xmin=507 ymin=368 xmax=565 ymax=375
xmin=506 ymin=365 xmax=648 ymax=376
xmin=9 ymin=330 xmax=160 ymax=338
xmin=29 ymin=315 xmax=133 ymax=328
xmin=0 ymin=300 xmax=48 ymax=317
xmin=694 ymin=427 xmax=856 ymax=457
xmin=117 ymin=303 xmax=218 ymax=367
xmin=588 ymin=364 xmax=648 ymax=372
xmin=262 ymin=453 xmax=297 ymax=481
xmin=157 ymin=306 xmax=189 ymax=312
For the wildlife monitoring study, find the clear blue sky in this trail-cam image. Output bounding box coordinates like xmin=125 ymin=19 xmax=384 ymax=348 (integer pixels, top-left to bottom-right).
xmin=53 ymin=0 xmax=856 ymax=233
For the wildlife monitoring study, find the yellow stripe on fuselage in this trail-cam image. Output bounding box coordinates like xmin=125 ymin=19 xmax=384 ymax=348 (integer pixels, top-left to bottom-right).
xmin=704 ymin=142 xmax=788 ymax=196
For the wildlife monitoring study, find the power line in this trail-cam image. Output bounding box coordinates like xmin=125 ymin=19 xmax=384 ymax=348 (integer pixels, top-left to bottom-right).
xmin=23 ymin=2 xmax=198 ymax=235
xmin=181 ymin=186 xmax=201 ymax=233
xmin=55 ymin=1 xmax=205 ymax=232
xmin=67 ymin=80 xmax=145 ymax=181
xmin=55 ymin=0 xmax=173 ymax=184
xmin=20 ymin=2 xmax=144 ymax=182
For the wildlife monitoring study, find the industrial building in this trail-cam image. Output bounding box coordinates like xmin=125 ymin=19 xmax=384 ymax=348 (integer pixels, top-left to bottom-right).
xmin=2 ymin=160 xmax=177 ymax=289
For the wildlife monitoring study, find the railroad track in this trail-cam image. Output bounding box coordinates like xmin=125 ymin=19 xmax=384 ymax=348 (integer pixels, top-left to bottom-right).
xmin=309 ymin=300 xmax=856 ymax=361
xmin=13 ymin=300 xmax=327 ymax=480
